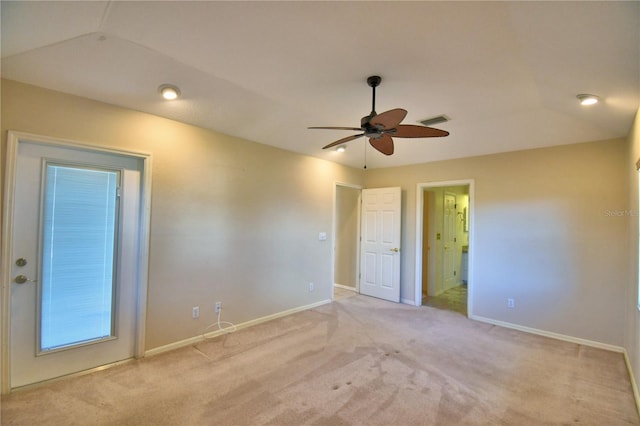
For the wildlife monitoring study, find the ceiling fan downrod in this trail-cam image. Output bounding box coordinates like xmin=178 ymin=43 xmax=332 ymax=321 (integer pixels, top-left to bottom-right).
xmin=363 ymin=75 xmax=380 ymax=170
xmin=362 ymin=75 xmax=382 ymax=128
xmin=367 ymin=75 xmax=381 ymax=116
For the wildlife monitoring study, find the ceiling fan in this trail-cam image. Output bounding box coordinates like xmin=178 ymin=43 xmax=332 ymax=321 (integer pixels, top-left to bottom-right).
xmin=309 ymin=76 xmax=449 ymax=156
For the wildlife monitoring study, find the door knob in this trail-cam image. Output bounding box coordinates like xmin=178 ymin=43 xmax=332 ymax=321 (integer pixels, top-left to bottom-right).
xmin=15 ymin=258 xmax=27 ymax=267
xmin=390 ymin=248 xmax=399 ymax=253
xmin=14 ymin=275 xmax=36 ymax=284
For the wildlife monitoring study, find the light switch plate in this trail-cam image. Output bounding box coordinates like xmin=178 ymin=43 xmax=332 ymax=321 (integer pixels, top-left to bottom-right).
xmin=318 ymin=232 xmax=327 ymax=241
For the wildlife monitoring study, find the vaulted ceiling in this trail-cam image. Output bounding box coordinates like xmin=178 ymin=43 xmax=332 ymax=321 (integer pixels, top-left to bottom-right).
xmin=2 ymin=1 xmax=639 ymax=168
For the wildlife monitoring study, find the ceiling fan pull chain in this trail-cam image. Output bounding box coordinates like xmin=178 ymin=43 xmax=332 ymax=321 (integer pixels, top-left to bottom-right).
xmin=363 ymin=139 xmax=367 ymax=169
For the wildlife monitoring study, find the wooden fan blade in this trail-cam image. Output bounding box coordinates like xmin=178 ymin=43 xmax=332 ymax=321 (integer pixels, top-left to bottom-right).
xmin=322 ymin=133 xmax=365 ymax=149
xmin=309 ymin=126 xmax=363 ymax=131
xmin=369 ymin=134 xmax=394 ymax=155
xmin=370 ymin=108 xmax=407 ymax=129
xmin=391 ymin=125 xmax=449 ymax=138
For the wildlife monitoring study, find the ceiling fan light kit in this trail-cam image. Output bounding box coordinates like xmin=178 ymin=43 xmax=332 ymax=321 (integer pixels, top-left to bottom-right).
xmin=309 ymin=76 xmax=449 ymax=156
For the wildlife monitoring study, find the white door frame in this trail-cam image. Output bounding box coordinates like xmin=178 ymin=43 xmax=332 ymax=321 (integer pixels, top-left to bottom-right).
xmin=1 ymin=131 xmax=153 ymax=394
xmin=332 ymin=182 xmax=362 ymax=296
xmin=415 ymin=180 xmax=474 ymax=314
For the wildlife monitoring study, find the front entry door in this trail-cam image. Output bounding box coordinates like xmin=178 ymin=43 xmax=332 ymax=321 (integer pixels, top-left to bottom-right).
xmin=7 ymin=138 xmax=143 ymax=389
xmin=360 ymin=187 xmax=401 ymax=302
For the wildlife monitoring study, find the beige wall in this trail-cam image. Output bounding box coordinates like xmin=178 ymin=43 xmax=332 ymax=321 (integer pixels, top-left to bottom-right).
xmin=365 ymin=139 xmax=628 ymax=346
xmin=626 ymin=107 xmax=640 ymax=389
xmin=1 ymin=78 xmax=632 ymax=354
xmin=1 ymin=79 xmax=364 ymax=350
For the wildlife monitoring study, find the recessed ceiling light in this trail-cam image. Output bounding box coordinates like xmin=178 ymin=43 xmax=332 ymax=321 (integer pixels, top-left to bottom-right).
xmin=577 ymin=94 xmax=599 ymax=106
xmin=158 ymin=84 xmax=181 ymax=100
xmin=336 ymin=146 xmax=346 ymax=153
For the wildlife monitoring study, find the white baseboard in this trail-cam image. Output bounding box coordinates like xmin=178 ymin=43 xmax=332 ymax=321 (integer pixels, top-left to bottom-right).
xmin=145 ymin=299 xmax=332 ymax=357
xmin=469 ymin=314 xmax=624 ymax=353
xmin=624 ymin=350 xmax=640 ymax=418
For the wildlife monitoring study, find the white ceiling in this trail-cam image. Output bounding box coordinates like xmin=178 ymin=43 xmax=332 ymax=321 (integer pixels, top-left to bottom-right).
xmin=2 ymin=1 xmax=639 ymax=169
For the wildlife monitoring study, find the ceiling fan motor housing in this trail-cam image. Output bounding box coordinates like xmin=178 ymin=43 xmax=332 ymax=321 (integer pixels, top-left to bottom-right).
xmin=361 ymin=113 xmax=376 ymax=128
xmin=361 ymin=116 xmax=383 ymax=139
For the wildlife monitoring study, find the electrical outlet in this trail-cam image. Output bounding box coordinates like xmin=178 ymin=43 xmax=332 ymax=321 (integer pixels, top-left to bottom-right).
xmin=214 ymin=302 xmax=222 ymax=313
xmin=507 ymin=298 xmax=515 ymax=308
xmin=192 ymin=306 xmax=200 ymax=319
xmin=308 ymin=282 xmax=315 ymax=292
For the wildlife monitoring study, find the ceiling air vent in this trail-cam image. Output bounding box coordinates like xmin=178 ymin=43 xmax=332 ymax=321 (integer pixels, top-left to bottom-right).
xmin=419 ymin=115 xmax=450 ymax=127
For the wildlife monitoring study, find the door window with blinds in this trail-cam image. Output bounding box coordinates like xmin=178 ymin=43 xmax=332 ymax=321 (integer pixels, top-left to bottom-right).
xmin=39 ymin=163 xmax=121 ymax=353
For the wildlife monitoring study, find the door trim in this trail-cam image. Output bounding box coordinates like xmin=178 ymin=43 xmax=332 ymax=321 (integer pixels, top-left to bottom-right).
xmin=332 ymin=182 xmax=362 ymax=297
xmin=415 ymin=180 xmax=474 ymax=314
xmin=1 ymin=131 xmax=153 ymax=394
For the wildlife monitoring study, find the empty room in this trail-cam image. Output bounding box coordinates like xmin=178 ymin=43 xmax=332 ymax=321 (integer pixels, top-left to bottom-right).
xmin=1 ymin=1 xmax=640 ymax=424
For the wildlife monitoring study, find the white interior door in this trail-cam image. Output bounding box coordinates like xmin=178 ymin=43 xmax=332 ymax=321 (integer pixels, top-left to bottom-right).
xmin=443 ymin=192 xmax=457 ymax=291
xmin=7 ymin=139 xmax=143 ymax=389
xmin=360 ymin=187 xmax=401 ymax=302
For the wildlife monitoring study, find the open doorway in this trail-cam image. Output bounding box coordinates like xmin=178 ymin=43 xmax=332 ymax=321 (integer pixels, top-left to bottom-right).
xmin=415 ymin=180 xmax=473 ymax=316
xmin=333 ymin=184 xmax=361 ymax=300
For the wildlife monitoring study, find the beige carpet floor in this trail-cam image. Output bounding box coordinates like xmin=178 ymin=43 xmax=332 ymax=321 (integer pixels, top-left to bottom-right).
xmin=2 ymin=294 xmax=638 ymax=425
